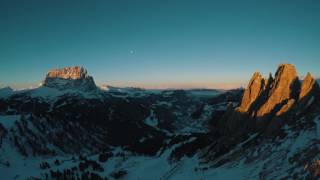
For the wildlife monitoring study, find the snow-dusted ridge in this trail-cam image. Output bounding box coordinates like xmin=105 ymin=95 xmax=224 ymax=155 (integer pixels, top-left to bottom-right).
xmin=0 ymin=86 xmax=104 ymax=101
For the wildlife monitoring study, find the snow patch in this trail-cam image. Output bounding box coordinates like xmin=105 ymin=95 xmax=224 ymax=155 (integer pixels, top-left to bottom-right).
xmin=144 ymin=110 xmax=158 ymax=127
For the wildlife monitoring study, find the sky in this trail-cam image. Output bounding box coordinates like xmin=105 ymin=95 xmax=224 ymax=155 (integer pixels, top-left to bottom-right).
xmin=0 ymin=0 xmax=320 ymax=89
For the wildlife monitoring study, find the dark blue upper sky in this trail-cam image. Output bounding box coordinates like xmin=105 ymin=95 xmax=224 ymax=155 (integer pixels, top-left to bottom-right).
xmin=1 ymin=0 xmax=319 ymax=89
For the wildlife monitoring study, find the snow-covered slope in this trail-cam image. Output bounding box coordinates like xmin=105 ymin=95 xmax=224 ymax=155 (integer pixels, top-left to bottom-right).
xmin=1 ymin=114 xmax=319 ymax=179
xmin=0 ymin=86 xmax=237 ymax=179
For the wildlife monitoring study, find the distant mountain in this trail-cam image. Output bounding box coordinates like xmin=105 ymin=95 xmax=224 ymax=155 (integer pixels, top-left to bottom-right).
xmin=43 ymin=66 xmax=97 ymax=91
xmin=99 ymin=84 xmax=146 ymax=93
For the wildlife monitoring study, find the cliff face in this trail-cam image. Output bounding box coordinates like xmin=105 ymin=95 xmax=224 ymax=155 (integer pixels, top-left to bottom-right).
xmin=45 ymin=66 xmax=88 ymax=80
xmin=219 ymin=64 xmax=319 ymax=136
xmin=256 ymin=64 xmax=300 ymax=117
xmin=299 ymin=72 xmax=319 ymax=100
xmin=43 ymin=66 xmax=97 ymax=91
xmin=237 ymin=72 xmax=265 ymax=112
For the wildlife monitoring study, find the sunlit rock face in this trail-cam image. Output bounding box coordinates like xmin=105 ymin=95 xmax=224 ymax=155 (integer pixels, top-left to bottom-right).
xmin=240 ymin=64 xmax=301 ymax=117
xmin=43 ymin=66 xmax=97 ymax=91
xmin=219 ymin=63 xmax=319 ymax=136
xmin=46 ymin=66 xmax=88 ymax=80
xmin=296 ymin=72 xmax=320 ymax=111
xmin=256 ymin=64 xmax=300 ymax=117
xmin=237 ymin=72 xmax=265 ymax=112
xmin=299 ymin=72 xmax=319 ymax=100
xmin=235 ymin=64 xmax=301 ymax=118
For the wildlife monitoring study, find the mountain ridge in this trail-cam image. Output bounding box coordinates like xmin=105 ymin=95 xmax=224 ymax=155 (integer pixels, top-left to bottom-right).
xmin=219 ymin=63 xmax=319 ymax=136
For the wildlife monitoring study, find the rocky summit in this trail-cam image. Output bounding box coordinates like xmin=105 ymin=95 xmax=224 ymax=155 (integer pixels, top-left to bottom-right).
xmin=237 ymin=72 xmax=265 ymax=112
xmin=256 ymin=63 xmax=300 ymax=117
xmin=220 ymin=63 xmax=320 ymax=136
xmin=299 ymin=72 xmax=319 ymax=101
xmin=43 ymin=66 xmax=97 ymax=91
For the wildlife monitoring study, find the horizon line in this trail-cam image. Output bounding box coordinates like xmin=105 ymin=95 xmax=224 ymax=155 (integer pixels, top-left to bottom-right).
xmin=0 ymin=82 xmax=246 ymax=91
xmin=1 ymin=76 xmax=319 ymax=91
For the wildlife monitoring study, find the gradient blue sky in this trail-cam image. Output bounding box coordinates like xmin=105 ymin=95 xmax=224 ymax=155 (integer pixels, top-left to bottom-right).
xmin=0 ymin=0 xmax=320 ymax=89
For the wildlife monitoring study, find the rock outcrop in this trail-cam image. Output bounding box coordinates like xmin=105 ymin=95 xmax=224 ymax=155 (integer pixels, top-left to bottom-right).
xmin=43 ymin=66 xmax=97 ymax=91
xmin=296 ymin=72 xmax=319 ymax=111
xmin=256 ymin=64 xmax=300 ymax=117
xmin=237 ymin=72 xmax=265 ymax=112
xmin=46 ymin=66 xmax=88 ymax=80
xmin=299 ymin=72 xmax=319 ymax=100
xmin=219 ymin=63 xmax=319 ymax=136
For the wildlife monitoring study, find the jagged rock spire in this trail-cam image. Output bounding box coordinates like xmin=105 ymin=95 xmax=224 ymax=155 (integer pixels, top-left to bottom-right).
xmin=238 ymin=72 xmax=265 ymax=112
xmin=256 ymin=64 xmax=299 ymax=117
xmin=237 ymin=64 xmax=300 ymax=117
xmin=218 ymin=63 xmax=318 ymax=136
xmin=299 ymin=72 xmax=319 ymax=100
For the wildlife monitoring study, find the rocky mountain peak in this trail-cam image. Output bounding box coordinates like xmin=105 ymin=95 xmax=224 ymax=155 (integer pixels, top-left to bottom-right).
xmin=45 ymin=66 xmax=88 ymax=80
xmin=256 ymin=63 xmax=299 ymax=117
xmin=43 ymin=66 xmax=97 ymax=91
xmin=299 ymin=72 xmax=319 ymax=100
xmin=237 ymin=64 xmax=299 ymax=116
xmin=238 ymin=72 xmax=265 ymax=112
xmin=219 ymin=63 xmax=318 ymax=136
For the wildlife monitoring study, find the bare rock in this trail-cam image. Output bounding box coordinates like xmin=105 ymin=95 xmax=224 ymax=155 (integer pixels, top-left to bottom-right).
xmin=275 ymin=99 xmax=295 ymax=116
xmin=299 ymin=72 xmax=319 ymax=100
xmin=43 ymin=66 xmax=97 ymax=91
xmin=46 ymin=66 xmax=88 ymax=80
xmin=238 ymin=72 xmax=265 ymax=112
xmin=218 ymin=63 xmax=318 ymax=137
xmin=296 ymin=72 xmax=320 ymax=111
xmin=256 ymin=64 xmax=299 ymax=117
